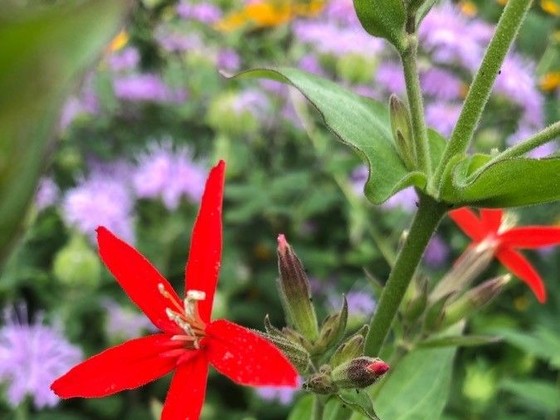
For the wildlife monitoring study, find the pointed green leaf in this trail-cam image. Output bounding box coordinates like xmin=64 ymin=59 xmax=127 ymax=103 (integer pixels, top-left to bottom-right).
xmin=374 ymin=346 xmax=457 ymax=419
xmin=418 ymin=334 xmax=501 ymax=349
xmin=336 ymin=389 xmax=380 ymax=420
xmin=500 ymin=379 xmax=560 ymax=412
xmin=288 ymin=394 xmax=314 ymax=420
xmin=440 ymin=155 xmax=560 ymax=207
xmin=234 ymin=67 xmax=427 ymax=204
xmin=352 ymin=0 xmax=406 ymax=50
xmin=0 ymin=0 xmax=129 ymax=264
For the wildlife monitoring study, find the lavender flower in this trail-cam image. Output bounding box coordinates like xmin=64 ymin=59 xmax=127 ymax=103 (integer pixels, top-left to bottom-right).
xmin=345 ymin=291 xmax=377 ymax=318
xmin=424 ymin=234 xmax=450 ymax=268
xmin=113 ymin=73 xmax=187 ymax=103
xmin=177 ymin=2 xmax=222 ymax=24
xmin=0 ymin=307 xmax=82 ymax=409
xmin=350 ymin=165 xmax=369 ymax=196
xmin=108 ymin=47 xmax=140 ymax=72
xmin=381 ymin=187 xmax=418 ymax=212
xmin=62 ymin=166 xmax=135 ymax=243
xmin=35 ymin=177 xmax=59 ymax=210
xmin=256 ymin=378 xmax=301 ymax=405
xmin=217 ymin=48 xmax=241 ymax=72
xmin=102 ymin=300 xmax=155 ymax=342
xmin=132 ymin=141 xmax=207 ymax=210
xmin=425 ymin=102 xmax=462 ymax=136
xmin=420 ymin=67 xmax=463 ymax=101
xmin=376 ymin=62 xmax=406 ymax=95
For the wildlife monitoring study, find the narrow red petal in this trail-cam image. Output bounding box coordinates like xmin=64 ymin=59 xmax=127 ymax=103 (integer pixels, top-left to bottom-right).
xmin=51 ymin=334 xmax=180 ymax=398
xmin=161 ymin=353 xmax=209 ymax=420
xmin=496 ymin=248 xmax=547 ymax=303
xmin=449 ymin=208 xmax=487 ymax=242
xmin=499 ymin=227 xmax=560 ymax=249
xmin=480 ymin=209 xmax=503 ymax=233
xmin=185 ymin=161 xmax=225 ymax=322
xmin=97 ymin=227 xmax=182 ymax=334
xmin=206 ymin=319 xmax=298 ymax=387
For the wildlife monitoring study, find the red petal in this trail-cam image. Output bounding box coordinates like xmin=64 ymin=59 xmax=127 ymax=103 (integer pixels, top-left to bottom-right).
xmin=449 ymin=208 xmax=487 ymax=242
xmin=499 ymin=227 xmax=560 ymax=249
xmin=480 ymin=209 xmax=503 ymax=233
xmin=496 ymin=248 xmax=547 ymax=303
xmin=161 ymin=353 xmax=209 ymax=420
xmin=206 ymin=319 xmax=298 ymax=387
xmin=51 ymin=334 xmax=180 ymax=398
xmin=185 ymin=161 xmax=225 ymax=322
xmin=97 ymin=227 xmax=182 ymax=334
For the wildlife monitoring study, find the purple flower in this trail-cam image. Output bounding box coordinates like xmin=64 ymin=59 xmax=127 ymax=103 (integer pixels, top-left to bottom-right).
xmin=0 ymin=306 xmax=82 ymax=409
xmin=425 ymin=102 xmax=462 ymax=136
xmin=381 ymin=187 xmax=418 ymax=212
xmin=424 ymin=234 xmax=450 ymax=268
xmin=113 ymin=73 xmax=187 ymax=103
xmin=132 ymin=141 xmax=207 ymax=210
xmin=231 ymin=89 xmax=271 ymax=120
xmin=155 ymin=29 xmax=203 ymax=53
xmin=256 ymin=378 xmax=301 ymax=405
xmin=177 ymin=2 xmax=222 ymax=23
xmin=59 ymin=77 xmax=99 ymax=130
xmin=217 ymin=48 xmax=241 ymax=72
xmin=108 ymin=47 xmax=140 ymax=72
xmin=350 ymin=165 xmax=369 ymax=196
xmin=35 ymin=177 xmax=59 ymax=210
xmin=376 ymin=62 xmax=406 ymax=95
xmin=346 ymin=291 xmax=377 ymax=318
xmin=298 ymin=54 xmax=325 ymax=76
xmin=62 ymin=167 xmax=135 ymax=243
xmin=324 ymin=0 xmax=358 ymax=26
xmin=102 ymin=300 xmax=155 ymax=342
xmin=420 ymin=67 xmax=463 ymax=101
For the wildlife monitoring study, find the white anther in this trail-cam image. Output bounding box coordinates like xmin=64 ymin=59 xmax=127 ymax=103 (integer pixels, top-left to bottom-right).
xmin=187 ymin=290 xmax=206 ymax=301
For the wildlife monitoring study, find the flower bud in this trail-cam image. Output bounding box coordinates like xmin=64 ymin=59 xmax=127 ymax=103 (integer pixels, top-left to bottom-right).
xmin=389 ymin=95 xmax=416 ymax=170
xmin=312 ymin=296 xmax=347 ymax=355
xmin=329 ymin=325 xmax=368 ymax=368
xmin=276 ymin=234 xmax=319 ymax=341
xmin=303 ymin=372 xmax=338 ymax=395
xmin=403 ymin=275 xmax=428 ymax=322
xmin=53 ymin=234 xmax=101 ymax=288
xmin=331 ymin=357 xmax=389 ymax=389
xmin=259 ymin=331 xmax=312 ymax=373
xmin=438 ymin=275 xmax=511 ymax=330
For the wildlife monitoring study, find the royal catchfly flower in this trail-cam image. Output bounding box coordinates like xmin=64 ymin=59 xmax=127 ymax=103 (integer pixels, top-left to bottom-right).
xmin=449 ymin=207 xmax=560 ymax=303
xmin=51 ymin=161 xmax=298 ymax=419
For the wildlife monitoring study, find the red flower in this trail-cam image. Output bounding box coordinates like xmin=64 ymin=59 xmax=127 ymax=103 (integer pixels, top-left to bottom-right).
xmin=51 ymin=161 xmax=297 ymax=419
xmin=449 ymin=207 xmax=560 ymax=303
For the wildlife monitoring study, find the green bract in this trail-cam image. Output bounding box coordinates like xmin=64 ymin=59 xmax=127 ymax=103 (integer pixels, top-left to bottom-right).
xmin=352 ymin=0 xmax=407 ymax=51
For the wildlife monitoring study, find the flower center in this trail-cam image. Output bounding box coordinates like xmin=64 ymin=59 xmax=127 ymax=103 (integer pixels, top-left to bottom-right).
xmin=158 ymin=283 xmax=207 ymax=349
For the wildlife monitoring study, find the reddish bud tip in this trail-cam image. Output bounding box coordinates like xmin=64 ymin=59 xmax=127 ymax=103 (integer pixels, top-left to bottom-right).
xmin=367 ymin=360 xmax=390 ymax=376
xmin=277 ymin=234 xmax=288 ymax=253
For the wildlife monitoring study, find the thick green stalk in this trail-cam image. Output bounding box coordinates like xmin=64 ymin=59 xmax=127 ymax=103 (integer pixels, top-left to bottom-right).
xmin=489 ymin=120 xmax=560 ymax=161
xmin=365 ymin=194 xmax=446 ymax=356
xmin=313 ymin=395 xmax=325 ymax=420
xmin=401 ymin=35 xmax=431 ymax=176
xmin=432 ymin=0 xmax=533 ymax=187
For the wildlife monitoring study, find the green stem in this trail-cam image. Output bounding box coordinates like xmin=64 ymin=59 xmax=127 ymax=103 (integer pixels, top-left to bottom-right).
xmin=364 ymin=194 xmax=447 ymax=356
xmin=488 ymin=120 xmax=560 ymax=161
xmin=432 ymin=0 xmax=533 ymax=188
xmin=313 ymin=395 xmax=325 ymax=420
xmin=401 ymin=35 xmax=431 ymax=177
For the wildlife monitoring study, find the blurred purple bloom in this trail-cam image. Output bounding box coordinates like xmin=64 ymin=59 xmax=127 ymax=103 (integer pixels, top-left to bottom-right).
xmin=0 ymin=307 xmax=82 ymax=409
xmin=350 ymin=165 xmax=368 ymax=196
xmin=376 ymin=62 xmax=406 ymax=95
xmin=156 ymin=29 xmax=203 ymax=53
xmin=425 ymin=102 xmax=462 ymax=136
xmin=132 ymin=141 xmax=207 ymax=210
xmin=217 ymin=48 xmax=241 ymax=72
xmin=108 ymin=47 xmax=140 ymax=72
xmin=298 ymin=54 xmax=325 ymax=75
xmin=177 ymin=2 xmax=222 ymax=23
xmin=421 ymin=67 xmax=463 ymax=101
xmin=346 ymin=291 xmax=377 ymax=317
xmin=102 ymin=300 xmax=155 ymax=341
xmin=420 ymin=4 xmax=491 ymax=70
xmin=382 ymin=187 xmax=418 ymax=212
xmin=256 ymin=378 xmax=301 ymax=405
xmin=231 ymin=89 xmax=271 ymax=119
xmin=113 ymin=73 xmax=187 ymax=103
xmin=59 ymin=78 xmax=99 ymax=130
xmin=62 ymin=168 xmax=135 ymax=243
xmin=424 ymin=234 xmax=450 ymax=268
xmin=35 ymin=177 xmax=59 ymax=210
xmin=324 ymin=0 xmax=357 ymax=26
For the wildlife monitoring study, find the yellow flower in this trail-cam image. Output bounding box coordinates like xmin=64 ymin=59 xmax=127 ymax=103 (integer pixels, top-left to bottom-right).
xmin=541 ymin=0 xmax=560 ymax=16
xmin=107 ymin=30 xmax=129 ymax=53
xmin=496 ymin=0 xmax=508 ymax=5
xmin=216 ymin=0 xmax=324 ymax=32
xmin=539 ymin=72 xmax=560 ymax=92
xmin=459 ymin=0 xmax=478 ymax=17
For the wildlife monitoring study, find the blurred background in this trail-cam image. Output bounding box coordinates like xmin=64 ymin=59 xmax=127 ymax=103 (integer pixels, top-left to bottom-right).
xmin=0 ymin=0 xmax=559 ymax=418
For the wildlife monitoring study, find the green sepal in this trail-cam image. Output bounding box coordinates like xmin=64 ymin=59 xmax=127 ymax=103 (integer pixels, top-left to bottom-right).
xmin=330 ymin=325 xmax=368 ymax=368
xmin=313 ymin=296 xmax=348 ymax=355
xmin=352 ymin=0 xmax=407 ymax=51
xmin=233 ymin=67 xmax=429 ymax=204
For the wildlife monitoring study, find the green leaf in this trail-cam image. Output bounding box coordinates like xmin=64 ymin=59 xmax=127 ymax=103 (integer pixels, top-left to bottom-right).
xmin=0 ymin=0 xmax=128 ymax=265
xmin=418 ymin=334 xmax=501 ymax=349
xmin=374 ymin=346 xmax=457 ymax=419
xmin=234 ymin=67 xmax=427 ymax=204
xmin=324 ymin=397 xmax=354 ymax=420
xmin=416 ymin=0 xmax=440 ymax=25
xmin=336 ymin=389 xmax=380 ymax=420
xmin=500 ymin=379 xmax=560 ymax=413
xmin=288 ymin=394 xmax=314 ymax=420
xmin=352 ymin=0 xmax=406 ymax=50
xmin=440 ymin=155 xmax=560 ymax=207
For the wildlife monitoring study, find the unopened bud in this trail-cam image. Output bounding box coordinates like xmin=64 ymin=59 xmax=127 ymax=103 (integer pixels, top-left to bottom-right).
xmin=276 ymin=234 xmax=319 ymax=341
xmin=332 ymin=357 xmax=389 ymax=389
xmin=423 ymin=292 xmax=455 ymax=332
xmin=303 ymin=372 xmax=337 ymax=395
xmin=259 ymin=331 xmax=312 ymax=373
xmin=390 ymin=95 xmax=416 ymax=170
xmin=312 ymin=296 xmax=348 ymax=355
xmin=439 ymin=275 xmax=511 ymax=330
xmin=329 ymin=325 xmax=368 ymax=368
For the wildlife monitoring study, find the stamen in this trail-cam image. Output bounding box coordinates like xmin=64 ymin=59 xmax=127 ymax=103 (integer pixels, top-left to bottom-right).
xmin=158 ymin=283 xmax=185 ymax=314
xmin=187 ymin=290 xmax=206 ymax=301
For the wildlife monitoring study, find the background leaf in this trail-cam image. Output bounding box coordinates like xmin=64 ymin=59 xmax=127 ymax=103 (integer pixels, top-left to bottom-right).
xmin=352 ymin=0 xmax=406 ymax=49
xmin=0 ymin=0 xmax=129 ymax=265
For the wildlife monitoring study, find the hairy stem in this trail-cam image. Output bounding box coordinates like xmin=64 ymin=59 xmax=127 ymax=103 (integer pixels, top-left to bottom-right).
xmin=365 ymin=194 xmax=447 ymax=356
xmin=490 ymin=120 xmax=560 ymax=161
xmin=313 ymin=395 xmax=325 ymax=420
xmin=432 ymin=0 xmax=533 ymax=188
